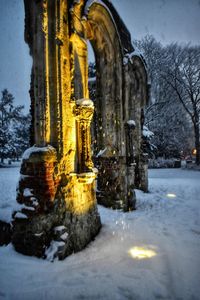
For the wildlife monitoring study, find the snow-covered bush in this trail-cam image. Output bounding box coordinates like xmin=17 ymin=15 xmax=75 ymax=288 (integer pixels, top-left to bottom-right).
xmin=0 ymin=89 xmax=30 ymax=163
xmin=148 ymin=157 xmax=181 ymax=168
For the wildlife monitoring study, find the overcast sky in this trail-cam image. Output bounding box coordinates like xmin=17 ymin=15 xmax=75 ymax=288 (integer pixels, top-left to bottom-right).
xmin=0 ymin=0 xmax=200 ymax=112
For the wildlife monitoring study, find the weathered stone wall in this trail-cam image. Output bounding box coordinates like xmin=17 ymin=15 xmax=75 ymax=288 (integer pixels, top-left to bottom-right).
xmin=12 ymin=145 xmax=101 ymax=258
xmin=123 ymin=55 xmax=149 ymax=192
xmin=12 ymin=0 xmax=101 ymax=259
xmin=85 ymin=1 xmax=149 ymax=205
xmin=10 ymin=0 xmax=149 ymax=259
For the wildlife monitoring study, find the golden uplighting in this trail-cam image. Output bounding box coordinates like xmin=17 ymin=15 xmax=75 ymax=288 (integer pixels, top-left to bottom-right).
xmin=167 ymin=193 xmax=176 ymax=198
xmin=128 ymin=246 xmax=157 ymax=260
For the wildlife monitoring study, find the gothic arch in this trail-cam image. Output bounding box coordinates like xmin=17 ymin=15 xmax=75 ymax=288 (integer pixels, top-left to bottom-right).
xmin=85 ymin=2 xmax=124 ymax=155
xmin=69 ymin=1 xmax=149 ymax=208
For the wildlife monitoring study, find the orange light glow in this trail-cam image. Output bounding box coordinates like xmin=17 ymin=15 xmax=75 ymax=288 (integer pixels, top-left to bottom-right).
xmin=192 ymin=148 xmax=197 ymax=155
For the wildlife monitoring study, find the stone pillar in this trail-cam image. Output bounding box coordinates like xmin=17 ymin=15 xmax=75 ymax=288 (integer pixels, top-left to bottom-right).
xmin=74 ymin=99 xmax=94 ymax=173
xmin=125 ymin=120 xmax=136 ymax=166
xmin=124 ymin=121 xmax=137 ymax=210
xmin=10 ymin=0 xmax=102 ymax=260
xmin=138 ymin=153 xmax=149 ymax=192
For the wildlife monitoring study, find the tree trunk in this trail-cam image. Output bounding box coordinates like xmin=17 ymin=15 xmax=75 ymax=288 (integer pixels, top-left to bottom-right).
xmin=194 ymin=122 xmax=200 ymax=165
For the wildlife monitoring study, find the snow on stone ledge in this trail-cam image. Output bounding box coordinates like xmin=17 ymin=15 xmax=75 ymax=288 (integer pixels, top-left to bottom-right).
xmin=96 ymin=147 xmax=107 ymax=157
xmin=143 ymin=126 xmax=154 ymax=138
xmin=76 ymin=98 xmax=94 ymax=107
xmin=23 ymin=188 xmax=33 ymax=197
xmin=127 ymin=119 xmax=136 ymax=126
xmin=22 ymin=145 xmax=56 ymax=160
xmin=123 ymin=46 xmax=145 ymax=66
xmin=14 ymin=212 xmax=28 ymax=219
xmin=45 ymin=240 xmax=66 ymax=262
xmin=14 ymin=202 xmax=36 ymax=212
xmin=83 ymin=0 xmax=119 ymax=42
xmin=60 ymin=232 xmax=69 ymax=242
xmin=54 ymin=225 xmax=67 ymax=233
xmin=123 ymin=56 xmax=129 ymax=65
xmin=84 ymin=0 xmax=109 ymax=15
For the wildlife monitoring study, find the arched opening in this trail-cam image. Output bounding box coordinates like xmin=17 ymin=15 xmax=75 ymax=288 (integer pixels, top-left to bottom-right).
xmin=85 ymin=3 xmax=124 ymax=157
xmin=69 ymin=0 xmax=148 ymax=209
xmin=87 ymin=41 xmax=97 ymax=155
xmin=81 ymin=2 xmax=126 ymax=209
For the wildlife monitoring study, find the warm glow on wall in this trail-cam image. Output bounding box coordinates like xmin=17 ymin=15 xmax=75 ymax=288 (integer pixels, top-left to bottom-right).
xmin=128 ymin=246 xmax=157 ymax=259
xmin=65 ymin=173 xmax=96 ymax=215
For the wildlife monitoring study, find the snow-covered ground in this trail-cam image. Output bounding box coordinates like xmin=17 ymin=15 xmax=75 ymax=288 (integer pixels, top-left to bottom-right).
xmin=0 ymin=163 xmax=21 ymax=223
xmin=0 ymin=167 xmax=200 ymax=300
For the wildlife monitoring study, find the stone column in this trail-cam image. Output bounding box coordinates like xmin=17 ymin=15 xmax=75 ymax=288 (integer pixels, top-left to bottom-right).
xmin=74 ymin=99 xmax=94 ymax=173
xmin=124 ymin=120 xmax=137 ymax=210
xmin=125 ymin=120 xmax=136 ymax=166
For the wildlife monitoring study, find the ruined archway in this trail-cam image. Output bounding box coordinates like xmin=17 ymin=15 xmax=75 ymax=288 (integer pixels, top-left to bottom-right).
xmin=82 ymin=1 xmax=149 ymax=207
xmin=12 ymin=0 xmax=149 ymax=259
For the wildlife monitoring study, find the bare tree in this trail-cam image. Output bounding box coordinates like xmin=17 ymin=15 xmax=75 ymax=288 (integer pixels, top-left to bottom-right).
xmin=134 ymin=35 xmax=163 ymax=103
xmin=135 ymin=36 xmax=193 ymax=159
xmin=161 ymin=44 xmax=200 ymax=164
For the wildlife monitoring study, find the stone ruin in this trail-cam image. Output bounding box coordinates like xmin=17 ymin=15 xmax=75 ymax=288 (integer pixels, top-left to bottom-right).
xmin=10 ymin=0 xmax=149 ymax=259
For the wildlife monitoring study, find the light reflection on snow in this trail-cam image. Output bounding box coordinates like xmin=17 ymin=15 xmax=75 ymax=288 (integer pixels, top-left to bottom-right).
xmin=167 ymin=193 xmax=176 ymax=198
xmin=128 ymin=246 xmax=157 ymax=259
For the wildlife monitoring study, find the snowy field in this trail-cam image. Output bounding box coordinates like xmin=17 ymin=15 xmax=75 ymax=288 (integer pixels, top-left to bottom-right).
xmin=0 ymin=167 xmax=200 ymax=300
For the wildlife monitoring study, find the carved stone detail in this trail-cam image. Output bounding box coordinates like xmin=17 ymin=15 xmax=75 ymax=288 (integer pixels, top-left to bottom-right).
xmin=74 ymin=99 xmax=94 ymax=172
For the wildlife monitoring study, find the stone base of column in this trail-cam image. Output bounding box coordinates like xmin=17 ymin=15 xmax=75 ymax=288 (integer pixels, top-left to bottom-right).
xmin=94 ymin=157 xmax=136 ymax=211
xmin=12 ymin=198 xmax=101 ymax=260
xmin=12 ymin=146 xmax=101 ymax=260
xmin=135 ymin=154 xmax=149 ymax=193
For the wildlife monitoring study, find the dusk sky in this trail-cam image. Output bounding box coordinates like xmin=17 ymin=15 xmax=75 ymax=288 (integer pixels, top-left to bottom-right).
xmin=0 ymin=0 xmax=200 ymax=112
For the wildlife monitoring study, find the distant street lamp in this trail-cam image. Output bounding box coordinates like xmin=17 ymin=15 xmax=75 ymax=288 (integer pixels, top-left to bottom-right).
xmin=192 ymin=148 xmax=197 ymax=155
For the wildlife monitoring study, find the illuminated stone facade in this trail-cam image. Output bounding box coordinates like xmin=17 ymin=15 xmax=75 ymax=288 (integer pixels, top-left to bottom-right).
xmin=12 ymin=0 xmax=149 ymax=259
